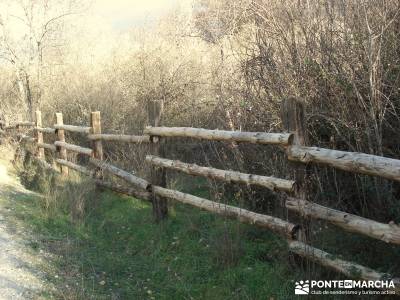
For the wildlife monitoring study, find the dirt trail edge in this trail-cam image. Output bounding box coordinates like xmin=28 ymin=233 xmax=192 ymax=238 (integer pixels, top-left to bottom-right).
xmin=0 ymin=146 xmax=51 ymax=299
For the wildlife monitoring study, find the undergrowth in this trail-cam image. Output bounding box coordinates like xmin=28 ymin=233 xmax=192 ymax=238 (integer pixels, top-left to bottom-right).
xmin=12 ymin=156 xmax=299 ymax=299
xmin=10 ymin=151 xmax=399 ymax=299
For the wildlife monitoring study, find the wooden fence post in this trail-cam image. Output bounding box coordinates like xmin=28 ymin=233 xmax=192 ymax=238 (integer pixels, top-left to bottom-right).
xmin=56 ymin=113 xmax=68 ymax=176
xmin=35 ymin=110 xmax=45 ymax=160
xmin=90 ymin=111 xmax=103 ymax=179
xmin=16 ymin=114 xmax=22 ymax=136
xmin=148 ymin=99 xmax=168 ymax=221
xmin=281 ymin=97 xmax=310 ymax=242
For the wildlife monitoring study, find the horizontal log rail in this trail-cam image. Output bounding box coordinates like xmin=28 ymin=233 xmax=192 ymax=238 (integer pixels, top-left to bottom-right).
xmin=56 ymin=159 xmax=92 ymax=175
xmin=16 ymin=121 xmax=35 ymax=127
xmin=289 ymin=241 xmax=400 ymax=289
xmin=286 ymin=198 xmax=400 ymax=245
xmin=18 ymin=134 xmax=36 ymax=143
xmin=90 ymin=158 xmax=151 ymax=190
xmin=144 ymin=126 xmax=293 ymax=146
xmin=146 ymin=155 xmax=295 ymax=192
xmin=54 ymin=141 xmax=93 ymax=156
xmin=152 ymin=186 xmax=299 ymax=239
xmin=35 ymin=127 xmax=56 ymax=134
xmin=288 ymin=146 xmax=400 ymax=182
xmin=37 ymin=142 xmax=57 ymax=152
xmin=95 ymin=180 xmax=152 ymax=201
xmin=4 ymin=125 xmax=17 ymax=129
xmin=88 ymin=134 xmax=150 ymax=143
xmin=54 ymin=124 xmax=91 ymax=134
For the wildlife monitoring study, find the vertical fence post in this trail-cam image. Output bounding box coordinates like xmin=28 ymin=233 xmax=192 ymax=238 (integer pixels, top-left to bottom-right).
xmin=16 ymin=113 xmax=22 ymax=136
xmin=90 ymin=111 xmax=103 ymax=179
xmin=147 ymin=99 xmax=168 ymax=221
xmin=281 ymin=97 xmax=310 ymax=242
xmin=35 ymin=110 xmax=45 ymax=160
xmin=56 ymin=113 xmax=68 ymax=176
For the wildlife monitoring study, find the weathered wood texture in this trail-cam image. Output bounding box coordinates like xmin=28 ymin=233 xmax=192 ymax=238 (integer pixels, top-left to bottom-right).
xmin=37 ymin=142 xmax=56 ymax=152
xmin=56 ymin=159 xmax=92 ymax=175
xmin=90 ymin=158 xmax=151 ymax=190
xmin=90 ymin=112 xmax=104 ymax=180
xmin=35 ymin=111 xmax=45 ymax=159
xmin=54 ymin=141 xmax=93 ymax=156
xmin=289 ymin=241 xmax=400 ymax=287
xmin=153 ymin=186 xmax=299 ymax=239
xmin=35 ymin=127 xmax=56 ymax=134
xmin=90 ymin=112 xmax=103 ymax=160
xmin=147 ymin=100 xmax=168 ymax=221
xmin=15 ymin=121 xmax=35 ymax=127
xmin=281 ymin=97 xmax=310 ymax=242
xmin=286 ymin=198 xmax=400 ymax=245
xmin=146 ymin=155 xmax=295 ymax=192
xmin=95 ymin=180 xmax=151 ymax=201
xmin=54 ymin=124 xmax=91 ymax=134
xmin=288 ymin=146 xmax=400 ymax=182
xmin=88 ymin=134 xmax=150 ymax=143
xmin=55 ymin=113 xmax=68 ymax=175
xmin=144 ymin=126 xmax=293 ymax=146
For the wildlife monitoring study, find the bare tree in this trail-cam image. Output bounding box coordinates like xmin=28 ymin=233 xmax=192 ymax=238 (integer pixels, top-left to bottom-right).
xmin=0 ymin=0 xmax=82 ymax=119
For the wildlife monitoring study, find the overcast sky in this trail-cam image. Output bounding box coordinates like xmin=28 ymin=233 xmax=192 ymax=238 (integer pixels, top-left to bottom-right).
xmin=91 ymin=0 xmax=192 ymax=30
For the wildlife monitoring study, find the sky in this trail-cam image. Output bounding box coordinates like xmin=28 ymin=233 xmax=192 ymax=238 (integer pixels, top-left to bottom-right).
xmin=91 ymin=0 xmax=192 ymax=30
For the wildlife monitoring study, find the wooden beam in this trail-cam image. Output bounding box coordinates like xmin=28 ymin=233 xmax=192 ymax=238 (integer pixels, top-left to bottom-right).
xmin=54 ymin=124 xmax=91 ymax=134
xmin=289 ymin=241 xmax=400 ymax=289
xmin=286 ymin=198 xmax=400 ymax=245
xmin=88 ymin=134 xmax=150 ymax=143
xmin=37 ymin=142 xmax=56 ymax=152
xmin=95 ymin=180 xmax=151 ymax=201
xmin=144 ymin=126 xmax=293 ymax=146
xmin=54 ymin=140 xmax=92 ymax=156
xmin=55 ymin=113 xmax=68 ymax=176
xmin=15 ymin=121 xmax=35 ymax=127
xmin=153 ymin=186 xmax=300 ymax=239
xmin=35 ymin=111 xmax=45 ymax=159
xmin=35 ymin=127 xmax=56 ymax=134
xmin=146 ymin=155 xmax=295 ymax=192
xmin=288 ymin=146 xmax=400 ymax=182
xmin=90 ymin=112 xmax=103 ymax=180
xmin=90 ymin=112 xmax=103 ymax=160
xmin=54 ymin=141 xmax=93 ymax=156
xmin=147 ymin=100 xmax=168 ymax=221
xmin=89 ymin=158 xmax=151 ymax=190
xmin=55 ymin=159 xmax=92 ymax=176
xmin=281 ymin=97 xmax=310 ymax=242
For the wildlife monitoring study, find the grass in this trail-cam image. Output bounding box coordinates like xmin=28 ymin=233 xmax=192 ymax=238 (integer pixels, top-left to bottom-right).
xmin=10 ymin=171 xmax=300 ymax=299
xmin=9 ymin=151 xmax=398 ymax=299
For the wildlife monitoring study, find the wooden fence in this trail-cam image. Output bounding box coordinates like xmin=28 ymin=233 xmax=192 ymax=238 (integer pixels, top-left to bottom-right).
xmin=1 ymin=98 xmax=399 ymax=290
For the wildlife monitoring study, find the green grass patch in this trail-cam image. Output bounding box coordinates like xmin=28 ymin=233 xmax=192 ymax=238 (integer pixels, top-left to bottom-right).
xmin=11 ymin=178 xmax=300 ymax=299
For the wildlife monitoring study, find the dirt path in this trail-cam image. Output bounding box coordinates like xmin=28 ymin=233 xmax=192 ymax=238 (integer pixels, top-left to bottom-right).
xmin=0 ymin=146 xmax=49 ymax=299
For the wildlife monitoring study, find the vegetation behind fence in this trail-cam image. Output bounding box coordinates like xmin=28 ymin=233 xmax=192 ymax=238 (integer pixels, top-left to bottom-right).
xmin=1 ymin=97 xmax=400 ymax=291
